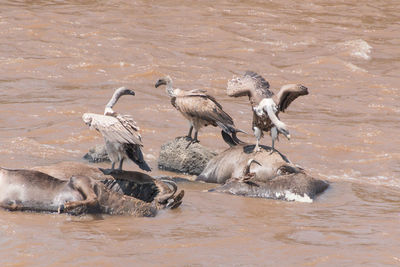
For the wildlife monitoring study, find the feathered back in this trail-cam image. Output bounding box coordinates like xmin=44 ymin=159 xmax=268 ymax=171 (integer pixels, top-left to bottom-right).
xmin=115 ymin=114 xmax=140 ymax=135
xmin=82 ymin=113 xmax=142 ymax=146
xmin=172 ymin=89 xmax=234 ymax=127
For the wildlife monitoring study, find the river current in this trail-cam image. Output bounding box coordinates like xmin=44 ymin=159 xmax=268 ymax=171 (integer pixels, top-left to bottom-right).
xmin=0 ymin=1 xmax=399 ymax=266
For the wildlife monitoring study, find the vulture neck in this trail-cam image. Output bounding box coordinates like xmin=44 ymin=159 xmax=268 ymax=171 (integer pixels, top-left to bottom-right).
xmin=104 ymin=90 xmax=123 ymax=115
xmin=165 ymin=81 xmax=176 ymax=98
xmin=262 ymin=98 xmax=286 ymax=130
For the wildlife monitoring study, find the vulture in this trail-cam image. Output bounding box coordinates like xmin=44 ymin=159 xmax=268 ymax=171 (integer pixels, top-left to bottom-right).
xmin=227 ymin=71 xmax=308 ymax=152
xmin=155 ymin=75 xmax=244 ymax=146
xmin=82 ymin=87 xmax=151 ymax=174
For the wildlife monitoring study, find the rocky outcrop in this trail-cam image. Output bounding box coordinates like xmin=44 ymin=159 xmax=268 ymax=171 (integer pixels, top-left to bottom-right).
xmin=158 ymin=137 xmax=217 ymax=175
xmin=83 ymin=137 xmax=218 ymax=175
xmin=83 ymin=145 xmax=110 ymax=163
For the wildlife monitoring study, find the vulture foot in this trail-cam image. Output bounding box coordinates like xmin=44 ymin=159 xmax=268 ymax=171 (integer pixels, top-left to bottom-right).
xmin=185 ymin=139 xmax=199 ymax=149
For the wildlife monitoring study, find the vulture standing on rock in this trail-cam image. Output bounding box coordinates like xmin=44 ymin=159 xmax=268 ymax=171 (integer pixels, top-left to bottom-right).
xmin=155 ymin=75 xmax=244 ymax=146
xmin=227 ymin=71 xmax=308 ymax=152
xmin=82 ymin=87 xmax=151 ymax=174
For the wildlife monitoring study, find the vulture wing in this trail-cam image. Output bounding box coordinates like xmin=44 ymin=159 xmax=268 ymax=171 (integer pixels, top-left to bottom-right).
xmin=82 ymin=113 xmax=143 ymax=146
xmin=227 ymin=70 xmax=273 ymax=99
xmin=275 ymin=84 xmax=309 ymax=112
xmin=174 ymin=94 xmax=234 ymax=127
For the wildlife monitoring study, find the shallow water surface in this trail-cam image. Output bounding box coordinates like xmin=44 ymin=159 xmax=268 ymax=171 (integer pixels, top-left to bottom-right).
xmin=0 ymin=0 xmax=399 ymax=266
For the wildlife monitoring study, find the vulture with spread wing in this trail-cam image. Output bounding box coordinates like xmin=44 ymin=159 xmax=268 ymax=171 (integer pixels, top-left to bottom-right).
xmin=82 ymin=87 xmax=151 ymax=173
xmin=155 ymin=76 xmax=244 ymax=146
xmin=227 ymin=71 xmax=308 ymax=151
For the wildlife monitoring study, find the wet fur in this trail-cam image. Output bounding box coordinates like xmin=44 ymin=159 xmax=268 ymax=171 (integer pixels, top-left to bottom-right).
xmin=197 ymin=144 xmax=299 ymax=184
xmin=33 ymin=162 xmax=181 ymax=204
xmin=0 ymin=167 xmax=183 ymax=216
xmin=210 ymin=173 xmax=329 ymax=200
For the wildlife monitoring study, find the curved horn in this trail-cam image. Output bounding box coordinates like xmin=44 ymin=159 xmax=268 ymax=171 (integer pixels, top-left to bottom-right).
xmin=242 ymin=158 xmax=262 ymax=176
xmin=155 ymin=179 xmax=178 ymax=204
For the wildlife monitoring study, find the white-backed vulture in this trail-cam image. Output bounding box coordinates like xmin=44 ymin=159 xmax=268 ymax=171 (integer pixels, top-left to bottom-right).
xmin=82 ymin=87 xmax=151 ymax=174
xmin=155 ymin=76 xmax=244 ymax=146
xmin=227 ymin=71 xmax=308 ymax=151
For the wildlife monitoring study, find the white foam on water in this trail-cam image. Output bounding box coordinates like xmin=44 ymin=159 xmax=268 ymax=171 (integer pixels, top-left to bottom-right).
xmin=340 ymin=39 xmax=372 ymax=60
xmin=345 ymin=62 xmax=368 ymax=72
xmin=275 ymin=191 xmax=313 ymax=203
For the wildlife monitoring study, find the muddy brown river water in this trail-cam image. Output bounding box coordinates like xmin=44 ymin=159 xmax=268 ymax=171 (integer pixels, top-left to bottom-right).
xmin=0 ymin=0 xmax=399 ymax=266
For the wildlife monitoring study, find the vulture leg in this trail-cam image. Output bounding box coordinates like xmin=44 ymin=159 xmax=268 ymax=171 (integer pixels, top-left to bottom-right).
xmin=110 ymin=162 xmax=116 ymax=172
xmin=253 ymin=126 xmax=262 ymax=152
xmin=192 ymin=130 xmax=199 ymax=143
xmin=102 ymin=162 xmax=116 ymax=175
xmin=270 ymin=126 xmax=278 ymax=152
xmin=61 ymin=176 xmax=98 ymax=214
xmin=186 ymin=125 xmax=193 ymax=140
xmin=118 ymin=158 xmax=124 ymax=172
xmin=185 ymin=128 xmax=200 ymax=149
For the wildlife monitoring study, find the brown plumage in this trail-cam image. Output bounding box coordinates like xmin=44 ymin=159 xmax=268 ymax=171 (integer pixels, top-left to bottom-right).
xmin=227 ymin=71 xmax=308 ymax=151
xmin=155 ymin=76 xmax=244 ymax=146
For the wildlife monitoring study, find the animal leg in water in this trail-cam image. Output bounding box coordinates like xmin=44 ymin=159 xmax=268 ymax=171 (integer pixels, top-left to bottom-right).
xmin=61 ymin=176 xmax=99 ymax=213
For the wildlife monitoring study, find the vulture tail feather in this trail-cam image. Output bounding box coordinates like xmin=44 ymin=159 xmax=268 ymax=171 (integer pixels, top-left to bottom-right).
xmin=126 ymin=145 xmax=151 ymax=172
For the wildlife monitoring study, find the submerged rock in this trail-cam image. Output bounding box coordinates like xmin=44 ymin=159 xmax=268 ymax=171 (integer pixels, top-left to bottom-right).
xmin=83 ymin=145 xmax=110 ymax=163
xmin=158 ymin=136 xmax=217 ymax=175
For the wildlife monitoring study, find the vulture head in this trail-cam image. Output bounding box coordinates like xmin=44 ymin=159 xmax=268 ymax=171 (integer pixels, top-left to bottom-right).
xmin=155 ymin=76 xmax=173 ymax=88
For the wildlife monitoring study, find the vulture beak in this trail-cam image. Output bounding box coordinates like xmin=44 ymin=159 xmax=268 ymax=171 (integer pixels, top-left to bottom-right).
xmin=155 ymin=79 xmax=166 ymax=88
